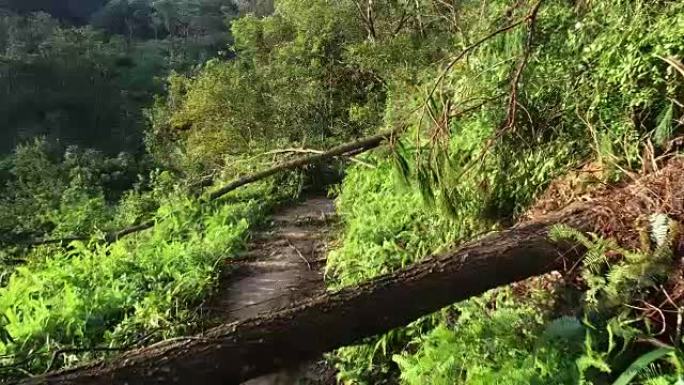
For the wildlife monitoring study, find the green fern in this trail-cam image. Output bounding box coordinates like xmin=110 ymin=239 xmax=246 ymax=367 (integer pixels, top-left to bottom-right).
xmin=550 ymin=224 xmax=611 ymax=274
xmin=542 ymin=316 xmax=585 ymax=342
xmin=550 ymin=219 xmax=680 ymax=311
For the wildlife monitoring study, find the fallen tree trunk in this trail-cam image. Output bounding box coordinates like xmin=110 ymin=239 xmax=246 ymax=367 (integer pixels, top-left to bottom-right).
xmin=206 ymin=130 xmax=396 ymax=200
xmin=20 ymin=159 xmax=684 ymax=385
xmin=14 ymin=130 xmax=398 ymax=248
xmin=17 ymin=221 xmax=159 ymax=246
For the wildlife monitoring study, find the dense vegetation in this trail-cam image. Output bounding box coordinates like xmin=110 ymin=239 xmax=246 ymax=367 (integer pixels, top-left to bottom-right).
xmin=1 ymin=0 xmax=684 ymax=383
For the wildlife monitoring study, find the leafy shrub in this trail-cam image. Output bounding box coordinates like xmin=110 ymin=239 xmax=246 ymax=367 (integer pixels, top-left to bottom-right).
xmin=0 ymin=181 xmax=284 ymax=376
xmin=394 ymin=292 xmax=580 ymax=385
xmin=0 ymin=138 xmax=152 ymax=243
xmin=325 ymin=0 xmax=684 ymax=383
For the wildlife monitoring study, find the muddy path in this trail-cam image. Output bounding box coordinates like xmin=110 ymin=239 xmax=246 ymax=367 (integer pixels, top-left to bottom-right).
xmin=203 ymin=196 xmax=338 ymax=385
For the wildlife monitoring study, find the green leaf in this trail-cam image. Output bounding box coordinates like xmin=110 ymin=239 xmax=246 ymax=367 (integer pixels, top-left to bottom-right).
xmin=654 ymin=103 xmax=674 ymax=146
xmin=612 ymin=347 xmax=675 ymax=385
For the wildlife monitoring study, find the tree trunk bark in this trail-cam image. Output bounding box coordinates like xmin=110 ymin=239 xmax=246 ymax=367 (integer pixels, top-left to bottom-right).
xmin=20 ymin=160 xmax=684 ymax=385
xmin=204 ymin=129 xmax=397 ymax=199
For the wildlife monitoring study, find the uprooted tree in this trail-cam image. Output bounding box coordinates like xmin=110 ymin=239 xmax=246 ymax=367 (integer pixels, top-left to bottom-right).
xmin=20 ymin=159 xmax=684 ymax=385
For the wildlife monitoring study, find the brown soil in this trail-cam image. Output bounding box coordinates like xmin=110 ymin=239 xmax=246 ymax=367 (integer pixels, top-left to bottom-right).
xmin=203 ymin=196 xmax=339 ymax=385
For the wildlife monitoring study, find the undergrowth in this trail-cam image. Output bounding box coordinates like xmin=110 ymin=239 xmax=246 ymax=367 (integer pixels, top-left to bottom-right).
xmin=393 ymin=292 xmax=581 ymax=385
xmin=325 ymin=0 xmax=684 ymax=383
xmin=0 ymin=174 xmax=290 ymax=378
xmin=330 ymin=164 xmax=683 ymax=383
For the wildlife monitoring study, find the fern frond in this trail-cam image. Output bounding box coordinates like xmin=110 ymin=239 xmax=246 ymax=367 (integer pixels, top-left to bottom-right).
xmin=541 ymin=316 xmax=584 ymax=342
xmin=583 ymin=247 xmax=609 ymax=274
xmin=650 ymin=213 xmax=671 ymax=249
xmin=549 ymin=224 xmax=591 ymax=245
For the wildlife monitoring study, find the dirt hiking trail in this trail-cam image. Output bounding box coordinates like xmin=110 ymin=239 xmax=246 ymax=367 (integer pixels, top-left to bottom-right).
xmin=204 ymin=196 xmax=338 ymax=385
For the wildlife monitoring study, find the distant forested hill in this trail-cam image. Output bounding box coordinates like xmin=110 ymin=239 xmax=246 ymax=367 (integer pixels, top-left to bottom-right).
xmin=0 ymin=0 xmax=109 ymax=23
xmin=0 ymin=0 xmax=276 ymax=155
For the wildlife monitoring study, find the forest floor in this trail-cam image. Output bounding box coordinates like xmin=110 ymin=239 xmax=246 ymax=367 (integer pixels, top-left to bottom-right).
xmin=203 ymin=195 xmax=339 ymax=385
